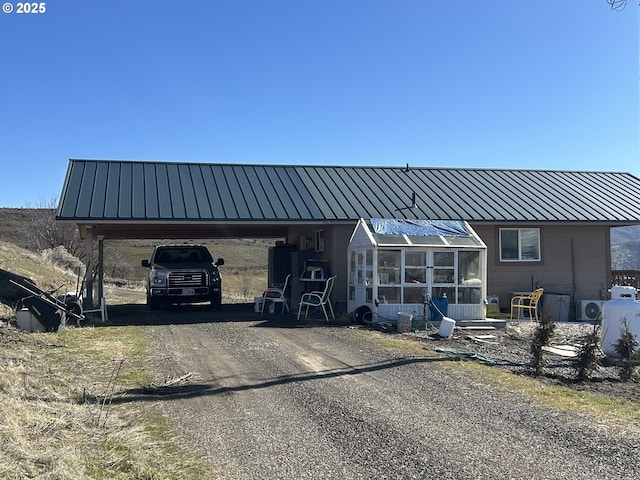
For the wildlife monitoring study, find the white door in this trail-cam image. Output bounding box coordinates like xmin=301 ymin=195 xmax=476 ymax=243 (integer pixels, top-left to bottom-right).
xmin=429 ymin=250 xmax=456 ymax=300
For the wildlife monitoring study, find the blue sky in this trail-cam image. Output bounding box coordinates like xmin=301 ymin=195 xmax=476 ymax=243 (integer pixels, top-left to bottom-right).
xmin=0 ymin=1 xmax=638 ymax=207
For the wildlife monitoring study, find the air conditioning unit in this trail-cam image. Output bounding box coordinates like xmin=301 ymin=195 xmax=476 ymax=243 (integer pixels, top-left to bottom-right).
xmin=578 ymin=300 xmax=605 ymax=321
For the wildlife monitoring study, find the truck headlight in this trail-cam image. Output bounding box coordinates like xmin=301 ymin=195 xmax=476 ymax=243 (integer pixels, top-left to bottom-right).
xmin=151 ymin=270 xmax=169 ymax=286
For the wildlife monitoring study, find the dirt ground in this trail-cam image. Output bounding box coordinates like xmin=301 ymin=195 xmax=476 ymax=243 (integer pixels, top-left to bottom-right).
xmin=406 ymin=320 xmax=640 ymax=403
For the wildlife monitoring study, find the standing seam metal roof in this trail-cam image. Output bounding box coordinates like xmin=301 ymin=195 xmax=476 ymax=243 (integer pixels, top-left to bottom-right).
xmin=56 ymin=159 xmax=640 ymax=224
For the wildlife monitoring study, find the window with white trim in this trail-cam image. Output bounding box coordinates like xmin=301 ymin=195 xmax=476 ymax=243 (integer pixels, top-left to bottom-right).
xmin=499 ymin=228 xmax=540 ymax=262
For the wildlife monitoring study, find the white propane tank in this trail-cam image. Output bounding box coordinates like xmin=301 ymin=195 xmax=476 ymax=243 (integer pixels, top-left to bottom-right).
xmin=610 ymin=285 xmax=637 ymax=300
xmin=601 ymin=286 xmax=640 ymax=357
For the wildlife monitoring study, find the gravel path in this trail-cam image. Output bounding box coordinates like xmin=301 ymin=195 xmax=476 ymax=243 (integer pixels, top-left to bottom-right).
xmin=139 ymin=316 xmax=640 ymax=479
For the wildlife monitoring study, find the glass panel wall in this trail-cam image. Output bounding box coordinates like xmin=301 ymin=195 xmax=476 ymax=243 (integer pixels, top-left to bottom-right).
xmin=458 ymin=250 xmax=482 ymax=304
xmin=405 ymin=251 xmax=426 ymax=284
xmin=378 ymin=250 xmax=401 ymax=285
xmin=433 ymin=251 xmax=455 ymax=283
xmin=365 ymin=250 xmax=373 ymax=303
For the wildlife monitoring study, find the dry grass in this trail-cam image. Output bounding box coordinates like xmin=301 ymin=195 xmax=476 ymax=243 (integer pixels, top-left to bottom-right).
xmin=0 ymin=325 xmax=212 ymax=479
xmin=0 ymin=237 xmax=271 ymax=478
xmin=0 ymin=241 xmax=214 ymax=479
xmin=0 ymin=240 xmax=78 ymax=290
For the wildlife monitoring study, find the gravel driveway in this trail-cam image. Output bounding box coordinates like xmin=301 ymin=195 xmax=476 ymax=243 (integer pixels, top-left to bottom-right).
xmin=128 ymin=307 xmax=640 ymax=480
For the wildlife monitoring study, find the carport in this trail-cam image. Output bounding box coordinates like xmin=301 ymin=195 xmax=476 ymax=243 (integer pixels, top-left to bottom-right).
xmin=55 ymin=160 xmax=329 ymax=316
xmin=56 ymin=159 xmax=440 ymax=317
xmin=57 ymin=220 xmax=291 ymax=319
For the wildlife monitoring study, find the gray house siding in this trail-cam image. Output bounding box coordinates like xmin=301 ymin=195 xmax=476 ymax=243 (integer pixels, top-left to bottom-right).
xmin=474 ymin=223 xmax=611 ymax=318
xmin=287 ymin=222 xmax=612 ymax=319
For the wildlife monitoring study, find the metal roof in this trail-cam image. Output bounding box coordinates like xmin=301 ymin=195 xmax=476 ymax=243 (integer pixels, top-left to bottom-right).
xmin=56 ymin=159 xmax=640 ymax=225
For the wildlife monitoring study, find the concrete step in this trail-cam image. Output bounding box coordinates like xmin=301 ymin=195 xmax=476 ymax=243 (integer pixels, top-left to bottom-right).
xmin=454 ymin=319 xmax=507 ymax=330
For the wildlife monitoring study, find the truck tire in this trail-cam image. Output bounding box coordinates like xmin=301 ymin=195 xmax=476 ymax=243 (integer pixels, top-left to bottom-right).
xmin=147 ymin=295 xmax=161 ymax=310
xmin=209 ymin=292 xmax=222 ymax=310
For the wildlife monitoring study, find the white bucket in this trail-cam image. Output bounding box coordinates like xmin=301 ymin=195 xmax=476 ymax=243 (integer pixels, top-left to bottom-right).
xmin=16 ymin=309 xmax=44 ymax=332
xmin=254 ymin=296 xmax=263 ymax=313
xmin=438 ymin=316 xmax=456 ymax=338
xmin=397 ymin=312 xmax=413 ymax=333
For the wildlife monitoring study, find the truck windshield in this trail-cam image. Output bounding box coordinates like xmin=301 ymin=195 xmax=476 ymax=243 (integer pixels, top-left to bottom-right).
xmin=155 ymin=247 xmax=213 ymax=264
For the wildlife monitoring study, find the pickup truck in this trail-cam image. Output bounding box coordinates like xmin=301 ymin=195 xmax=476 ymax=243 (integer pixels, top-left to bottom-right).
xmin=141 ymin=245 xmax=224 ymax=309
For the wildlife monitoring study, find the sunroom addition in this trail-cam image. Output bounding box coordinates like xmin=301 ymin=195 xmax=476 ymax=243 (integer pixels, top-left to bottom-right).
xmin=347 ymin=218 xmax=487 ymax=323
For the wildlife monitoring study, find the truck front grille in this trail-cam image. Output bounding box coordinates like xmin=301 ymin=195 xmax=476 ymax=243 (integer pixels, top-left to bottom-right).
xmin=168 ymin=270 xmax=207 ymax=287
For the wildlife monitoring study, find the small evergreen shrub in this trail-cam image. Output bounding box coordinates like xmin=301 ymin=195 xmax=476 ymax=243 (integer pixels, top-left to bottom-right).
xmin=613 ymin=319 xmax=640 ymax=381
xmin=529 ymin=314 xmax=556 ymax=377
xmin=574 ymin=324 xmax=602 ymax=382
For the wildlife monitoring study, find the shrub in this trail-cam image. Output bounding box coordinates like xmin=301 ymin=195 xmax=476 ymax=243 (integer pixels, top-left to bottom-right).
xmin=613 ymin=318 xmax=640 ymax=381
xmin=40 ymin=245 xmax=83 ymax=272
xmin=529 ymin=314 xmax=556 ymax=377
xmin=574 ymin=324 xmax=602 ymax=382
xmin=18 ymin=203 xmax=84 ymax=258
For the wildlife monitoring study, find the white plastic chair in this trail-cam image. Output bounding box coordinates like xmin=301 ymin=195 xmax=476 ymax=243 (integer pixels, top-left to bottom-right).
xmin=297 ymin=275 xmax=336 ymax=321
xmin=261 ymin=274 xmax=290 ymax=314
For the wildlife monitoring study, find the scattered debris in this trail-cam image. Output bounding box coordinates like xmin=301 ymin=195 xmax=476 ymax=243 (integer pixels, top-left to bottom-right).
xmin=542 ymin=344 xmax=580 ymax=358
xmin=465 ymin=334 xmax=498 ymax=344
xmin=434 ymin=347 xmax=497 ymax=365
xmin=457 ymin=326 xmax=497 ymax=331
xmin=163 ymin=372 xmax=195 ymax=387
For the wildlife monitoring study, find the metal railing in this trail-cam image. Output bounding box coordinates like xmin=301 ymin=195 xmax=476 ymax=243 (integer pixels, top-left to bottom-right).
xmin=611 ymin=270 xmax=640 ymax=290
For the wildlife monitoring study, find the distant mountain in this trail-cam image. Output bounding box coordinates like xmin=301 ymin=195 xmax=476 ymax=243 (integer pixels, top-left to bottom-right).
xmin=611 ymin=225 xmax=640 ymax=270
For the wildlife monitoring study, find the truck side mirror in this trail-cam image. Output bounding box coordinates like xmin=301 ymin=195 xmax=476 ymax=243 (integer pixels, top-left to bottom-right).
xmin=141 ymin=259 xmax=150 ymax=268
xmin=216 ymin=258 xmax=225 ymax=266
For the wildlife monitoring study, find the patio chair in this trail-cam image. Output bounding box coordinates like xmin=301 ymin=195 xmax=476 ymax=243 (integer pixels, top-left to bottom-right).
xmin=297 ymin=275 xmax=336 ymax=321
xmin=510 ymin=288 xmax=544 ymax=322
xmin=261 ymin=274 xmax=290 ymax=314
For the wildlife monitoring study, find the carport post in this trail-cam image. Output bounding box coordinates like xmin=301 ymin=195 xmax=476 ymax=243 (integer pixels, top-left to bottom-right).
xmin=82 ymin=234 xmax=105 ymax=317
xmin=97 ymin=235 xmax=104 ymax=310
xmin=84 ymin=236 xmax=94 ymax=308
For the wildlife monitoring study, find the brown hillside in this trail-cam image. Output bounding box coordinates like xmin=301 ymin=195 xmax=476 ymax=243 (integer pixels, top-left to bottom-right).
xmin=0 ymin=208 xmax=47 ymax=248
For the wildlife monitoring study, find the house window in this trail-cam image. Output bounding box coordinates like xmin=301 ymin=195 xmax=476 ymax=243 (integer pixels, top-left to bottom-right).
xmin=500 ymin=228 xmax=540 ymax=262
xmin=315 ymin=229 xmax=325 ymax=252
